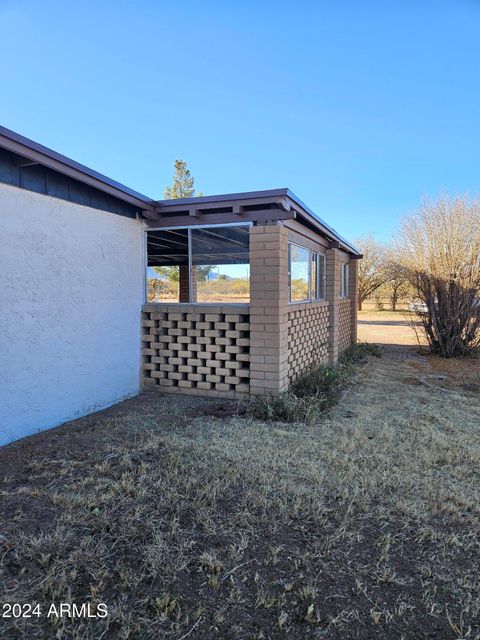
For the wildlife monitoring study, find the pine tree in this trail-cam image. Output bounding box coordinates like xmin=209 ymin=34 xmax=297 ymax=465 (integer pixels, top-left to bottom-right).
xmin=156 ymin=159 xmax=209 ymax=284
xmin=164 ymin=159 xmax=202 ymax=199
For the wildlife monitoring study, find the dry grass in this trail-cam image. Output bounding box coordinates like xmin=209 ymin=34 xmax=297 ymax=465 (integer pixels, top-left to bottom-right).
xmin=1 ymin=342 xmax=479 ymax=639
xmin=250 ymin=342 xmax=381 ymax=423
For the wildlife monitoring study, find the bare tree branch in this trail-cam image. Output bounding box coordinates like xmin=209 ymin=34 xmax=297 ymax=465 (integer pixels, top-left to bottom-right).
xmin=355 ymin=235 xmax=389 ymax=310
xmin=398 ymin=194 xmax=480 ymax=357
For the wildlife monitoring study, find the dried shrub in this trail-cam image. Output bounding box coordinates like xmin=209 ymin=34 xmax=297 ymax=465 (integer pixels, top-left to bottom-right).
xmin=250 ymin=343 xmax=380 ymax=423
xmin=399 ymin=195 xmax=480 ymax=358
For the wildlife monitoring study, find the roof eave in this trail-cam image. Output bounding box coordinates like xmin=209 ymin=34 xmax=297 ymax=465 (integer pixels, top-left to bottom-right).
xmin=156 ymin=188 xmax=289 ymax=208
xmin=285 ymin=190 xmax=361 ymax=256
xmin=0 ymin=126 xmax=360 ymax=254
xmin=155 ymin=188 xmax=360 ymax=256
xmin=0 ymin=125 xmax=155 ymax=211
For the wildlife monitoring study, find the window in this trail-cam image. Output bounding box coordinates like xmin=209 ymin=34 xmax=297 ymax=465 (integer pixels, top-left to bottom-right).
xmin=340 ymin=263 xmax=349 ymax=298
xmin=289 ymin=244 xmax=310 ymax=302
xmin=190 ymin=226 xmax=250 ymax=303
xmin=289 ymin=243 xmax=326 ymax=302
xmin=146 ymin=224 xmax=250 ymax=303
xmin=146 ymin=229 xmax=188 ymax=302
xmin=311 ymin=253 xmax=326 ymax=300
xmin=311 ymin=252 xmax=317 ymax=299
xmin=318 ymin=254 xmax=326 ymax=299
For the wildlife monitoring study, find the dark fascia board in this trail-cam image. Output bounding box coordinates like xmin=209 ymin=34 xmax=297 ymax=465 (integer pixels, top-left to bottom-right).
xmin=0 ymin=125 xmax=155 ymax=211
xmin=155 ymin=188 xmax=361 ymax=256
xmin=157 ymin=188 xmax=290 ymax=208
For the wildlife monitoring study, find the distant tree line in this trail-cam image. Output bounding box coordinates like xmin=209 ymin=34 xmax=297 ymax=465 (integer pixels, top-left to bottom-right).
xmin=356 ymin=194 xmax=480 ymax=357
xmin=355 ymin=235 xmax=412 ymax=312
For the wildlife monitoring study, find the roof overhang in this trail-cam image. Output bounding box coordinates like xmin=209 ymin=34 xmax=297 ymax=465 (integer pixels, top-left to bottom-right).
xmin=0 ymin=125 xmax=155 ymax=212
xmin=0 ymin=126 xmax=360 ymax=255
xmin=149 ymin=188 xmax=361 ymax=256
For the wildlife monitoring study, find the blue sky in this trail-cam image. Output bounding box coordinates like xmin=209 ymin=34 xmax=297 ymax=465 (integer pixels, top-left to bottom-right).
xmin=1 ymin=0 xmax=479 ymax=241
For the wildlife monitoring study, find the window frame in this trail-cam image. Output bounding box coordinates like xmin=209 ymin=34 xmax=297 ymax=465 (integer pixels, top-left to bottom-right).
xmin=340 ymin=262 xmax=350 ymax=299
xmin=311 ymin=251 xmax=318 ymax=300
xmin=288 ymin=242 xmax=311 ymax=303
xmin=288 ymin=242 xmax=327 ymax=304
xmin=314 ymin=252 xmax=327 ymax=301
xmin=145 ymin=222 xmax=252 ymax=305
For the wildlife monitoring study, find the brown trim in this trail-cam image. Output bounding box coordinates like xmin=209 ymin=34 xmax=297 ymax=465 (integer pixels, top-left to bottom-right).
xmin=154 ymin=195 xmax=290 ymax=215
xmin=156 ymin=189 xmax=291 ymax=208
xmin=286 ymin=227 xmax=329 ymax=254
xmin=144 ymin=209 xmax=296 ymax=228
xmin=284 ymin=219 xmax=330 ymax=249
xmin=0 ymin=127 xmax=359 ymax=255
xmin=155 ymin=190 xmax=360 ymax=256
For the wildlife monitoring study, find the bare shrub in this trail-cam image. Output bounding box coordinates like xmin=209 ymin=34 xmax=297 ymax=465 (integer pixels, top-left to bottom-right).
xmin=399 ymin=194 xmax=480 ymax=357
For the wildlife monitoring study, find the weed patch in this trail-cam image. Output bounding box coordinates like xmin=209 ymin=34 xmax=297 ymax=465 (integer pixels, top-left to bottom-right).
xmin=250 ymin=342 xmax=380 ymax=423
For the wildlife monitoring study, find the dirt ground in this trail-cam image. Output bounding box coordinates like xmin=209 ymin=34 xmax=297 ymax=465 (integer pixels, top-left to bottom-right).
xmin=358 ymin=309 xmax=421 ymax=346
xmin=359 ymin=309 xmax=480 ymax=389
xmin=0 ymin=313 xmax=479 ymax=639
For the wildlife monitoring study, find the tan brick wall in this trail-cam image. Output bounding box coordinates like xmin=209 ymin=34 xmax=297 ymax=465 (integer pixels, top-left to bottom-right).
xmin=349 ymin=258 xmax=359 ymax=343
xmin=142 ymin=224 xmax=360 ymax=398
xmin=142 ymin=303 xmax=250 ymax=398
xmin=326 ymin=248 xmax=341 ymax=363
xmin=326 ymin=248 xmax=355 ymax=363
xmin=249 ymin=224 xmax=290 ymax=395
xmin=287 ymin=301 xmax=329 ymax=382
xmin=338 ymin=299 xmax=352 ymax=354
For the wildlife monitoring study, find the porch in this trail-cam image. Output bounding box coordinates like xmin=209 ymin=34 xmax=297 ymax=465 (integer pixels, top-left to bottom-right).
xmin=141 ymin=190 xmax=360 ymax=398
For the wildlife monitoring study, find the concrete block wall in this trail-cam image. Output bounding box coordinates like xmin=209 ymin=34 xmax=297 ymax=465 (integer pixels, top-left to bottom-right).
xmin=287 ymin=301 xmax=329 ymax=382
xmin=142 ymin=224 xmax=359 ymax=399
xmin=349 ymin=258 xmax=359 ymax=343
xmin=326 ymin=247 xmax=342 ymax=364
xmin=142 ymin=303 xmax=250 ymax=398
xmin=338 ymin=300 xmax=352 ymax=354
xmin=249 ymin=224 xmax=290 ymax=395
xmin=325 ymin=247 xmax=357 ymax=364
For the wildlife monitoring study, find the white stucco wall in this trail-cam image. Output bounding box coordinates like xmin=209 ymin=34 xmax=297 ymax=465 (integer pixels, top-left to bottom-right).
xmin=0 ymin=182 xmax=144 ymax=445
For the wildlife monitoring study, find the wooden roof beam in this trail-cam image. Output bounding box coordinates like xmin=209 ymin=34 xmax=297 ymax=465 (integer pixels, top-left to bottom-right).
xmin=153 ymin=195 xmax=286 ymax=216
xmin=145 ymin=208 xmax=296 ymax=228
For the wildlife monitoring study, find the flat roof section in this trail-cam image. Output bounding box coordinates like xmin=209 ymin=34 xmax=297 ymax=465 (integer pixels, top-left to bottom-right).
xmin=154 ymin=189 xmax=361 ymax=256
xmin=0 ymin=125 xmax=359 ymax=255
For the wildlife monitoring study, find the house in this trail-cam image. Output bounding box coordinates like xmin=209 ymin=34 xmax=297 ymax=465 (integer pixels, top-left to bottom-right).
xmin=0 ymin=125 xmax=361 ymax=445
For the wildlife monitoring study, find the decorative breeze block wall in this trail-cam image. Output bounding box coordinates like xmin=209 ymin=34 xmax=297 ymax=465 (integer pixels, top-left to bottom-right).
xmin=287 ymin=301 xmax=329 ymax=382
xmin=142 ymin=304 xmax=250 ymax=398
xmin=338 ymin=299 xmax=352 ymax=355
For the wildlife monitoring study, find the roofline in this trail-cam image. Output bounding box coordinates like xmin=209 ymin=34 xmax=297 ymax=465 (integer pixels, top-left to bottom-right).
xmin=284 ymin=189 xmax=360 ymax=255
xmin=157 ymin=188 xmax=290 ymax=208
xmin=0 ymin=125 xmax=155 ymax=211
xmin=156 ymin=188 xmax=360 ymax=255
xmin=0 ymin=126 xmax=359 ymax=254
